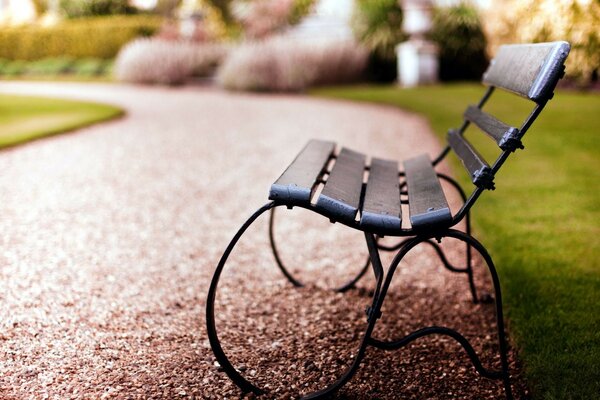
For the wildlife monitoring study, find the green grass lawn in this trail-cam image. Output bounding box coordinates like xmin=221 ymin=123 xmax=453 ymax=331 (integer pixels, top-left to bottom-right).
xmin=312 ymin=84 xmax=600 ymax=399
xmin=0 ymin=94 xmax=123 ymax=149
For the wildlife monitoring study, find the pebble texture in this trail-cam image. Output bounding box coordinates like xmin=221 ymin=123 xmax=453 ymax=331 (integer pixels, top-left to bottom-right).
xmin=0 ymin=82 xmax=527 ymax=399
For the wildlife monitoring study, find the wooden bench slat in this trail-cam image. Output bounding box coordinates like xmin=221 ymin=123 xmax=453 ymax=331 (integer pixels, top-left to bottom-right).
xmin=464 ymin=105 xmax=521 ymax=151
xmin=360 ymin=158 xmax=401 ymax=232
xmin=269 ymin=139 xmax=335 ymax=204
xmin=403 ymin=154 xmax=452 ymax=231
xmin=316 ymin=147 xmax=366 ymax=223
xmin=447 ymin=130 xmax=495 ymax=190
xmin=483 ymin=41 xmax=570 ymax=103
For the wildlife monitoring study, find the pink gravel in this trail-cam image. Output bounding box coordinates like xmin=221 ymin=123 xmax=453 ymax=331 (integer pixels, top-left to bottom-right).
xmin=0 ymin=82 xmax=527 ymax=399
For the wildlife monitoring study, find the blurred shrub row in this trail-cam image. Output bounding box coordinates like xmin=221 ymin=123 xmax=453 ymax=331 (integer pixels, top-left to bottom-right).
xmin=0 ymin=57 xmax=113 ymax=77
xmin=115 ymin=39 xmax=228 ymax=85
xmin=0 ymin=15 xmax=162 ymax=60
xmin=113 ymin=36 xmax=367 ymax=90
xmin=216 ymin=37 xmax=367 ymax=91
xmin=3 ymin=0 xmax=596 ymax=87
xmin=111 ymin=2 xmax=486 ymax=90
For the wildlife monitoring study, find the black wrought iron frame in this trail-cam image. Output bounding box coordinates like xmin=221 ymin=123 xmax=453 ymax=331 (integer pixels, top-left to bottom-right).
xmin=205 ymin=42 xmax=572 ymax=399
xmin=206 ymin=196 xmax=513 ymax=400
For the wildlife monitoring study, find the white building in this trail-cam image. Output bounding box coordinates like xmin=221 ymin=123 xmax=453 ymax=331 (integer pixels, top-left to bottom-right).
xmin=0 ymin=0 xmax=36 ymax=25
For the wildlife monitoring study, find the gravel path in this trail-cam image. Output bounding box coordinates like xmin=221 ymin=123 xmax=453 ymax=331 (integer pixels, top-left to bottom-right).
xmin=0 ymin=82 xmax=526 ymax=399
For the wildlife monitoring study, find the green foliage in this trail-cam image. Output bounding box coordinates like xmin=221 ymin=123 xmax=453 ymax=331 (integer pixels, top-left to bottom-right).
xmin=289 ymin=0 xmax=314 ymax=25
xmin=351 ymin=0 xmax=404 ymax=61
xmin=25 ymin=57 xmax=74 ymax=75
xmin=429 ymin=3 xmax=488 ymax=81
xmin=0 ymin=56 xmax=112 ymax=78
xmin=0 ymin=94 xmax=123 ymax=149
xmin=0 ymin=15 xmax=163 ymax=61
xmin=71 ymin=58 xmax=112 ymax=76
xmin=0 ymin=60 xmax=27 ymax=76
xmin=59 ymin=0 xmax=138 ymax=18
xmin=312 ymin=84 xmax=600 ymax=399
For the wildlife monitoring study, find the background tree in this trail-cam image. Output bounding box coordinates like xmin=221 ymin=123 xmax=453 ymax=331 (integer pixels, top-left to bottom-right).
xmin=351 ymin=0 xmax=404 ymax=82
xmin=59 ymin=0 xmax=138 ymax=18
xmin=429 ymin=2 xmax=488 ymax=81
xmin=207 ymin=0 xmax=234 ymax=23
xmin=31 ymin=0 xmax=49 ymax=16
xmin=231 ymin=0 xmax=314 ymax=39
xmin=154 ymin=0 xmax=183 ymax=17
xmin=485 ymin=0 xmax=599 ymax=86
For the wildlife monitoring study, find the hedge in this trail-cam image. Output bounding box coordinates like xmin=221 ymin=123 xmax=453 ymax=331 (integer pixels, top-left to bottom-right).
xmin=0 ymin=15 xmax=163 ymax=60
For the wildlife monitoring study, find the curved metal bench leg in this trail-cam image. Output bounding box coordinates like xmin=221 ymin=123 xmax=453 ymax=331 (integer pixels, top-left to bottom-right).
xmin=464 ymin=211 xmax=479 ymax=303
xmin=446 ymin=229 xmax=513 ymax=399
xmin=300 ymin=232 xmax=387 ymax=400
xmin=269 ymin=207 xmax=371 ymax=292
xmin=379 ymin=234 xmax=479 ymax=304
xmin=438 ymin=173 xmax=479 ymax=304
xmin=371 ymin=230 xmax=513 ymax=399
xmin=207 ymin=205 xmax=381 ymax=398
xmin=269 ymin=207 xmax=305 ymax=287
xmin=206 ymin=202 xmax=276 ymax=396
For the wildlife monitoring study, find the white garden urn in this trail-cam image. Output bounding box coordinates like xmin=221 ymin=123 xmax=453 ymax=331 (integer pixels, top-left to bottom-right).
xmin=396 ymin=0 xmax=439 ymax=87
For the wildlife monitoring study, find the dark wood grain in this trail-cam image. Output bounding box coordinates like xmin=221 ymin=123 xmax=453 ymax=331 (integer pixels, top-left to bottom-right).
xmin=483 ymin=41 xmax=570 ymax=103
xmin=360 ymin=157 xmax=401 ymax=232
xmin=447 ymin=130 xmax=494 ymax=189
xmin=464 ymin=105 xmax=520 ymax=150
xmin=316 ymin=147 xmax=366 ymax=223
xmin=269 ymin=139 xmax=335 ymax=204
xmin=403 ymin=154 xmax=452 ymax=231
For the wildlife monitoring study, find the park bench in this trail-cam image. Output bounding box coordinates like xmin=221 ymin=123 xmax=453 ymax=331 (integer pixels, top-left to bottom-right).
xmin=206 ymin=41 xmax=571 ymax=399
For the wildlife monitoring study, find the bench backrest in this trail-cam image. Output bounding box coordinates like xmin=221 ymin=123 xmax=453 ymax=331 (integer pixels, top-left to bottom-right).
xmin=439 ymin=41 xmax=570 ymax=219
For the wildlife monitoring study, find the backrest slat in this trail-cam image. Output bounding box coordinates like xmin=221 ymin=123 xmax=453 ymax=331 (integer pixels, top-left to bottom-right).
xmin=447 ymin=130 xmax=494 ymax=190
xmin=464 ymin=105 xmax=521 ymax=151
xmin=483 ymin=41 xmax=570 ymax=103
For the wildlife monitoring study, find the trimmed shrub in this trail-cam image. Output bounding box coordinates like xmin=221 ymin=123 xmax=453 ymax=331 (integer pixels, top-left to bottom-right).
xmin=114 ymin=38 xmax=229 ymax=84
xmin=216 ymin=36 xmax=368 ymax=91
xmin=0 ymin=15 xmax=163 ymax=61
xmin=429 ymin=3 xmax=488 ymax=81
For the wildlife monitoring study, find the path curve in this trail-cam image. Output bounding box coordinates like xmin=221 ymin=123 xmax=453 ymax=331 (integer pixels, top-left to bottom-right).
xmin=0 ymin=82 xmax=523 ymax=399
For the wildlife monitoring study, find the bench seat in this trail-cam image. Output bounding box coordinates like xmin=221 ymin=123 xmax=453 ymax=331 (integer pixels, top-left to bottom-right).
xmin=269 ymin=139 xmax=452 ymax=235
